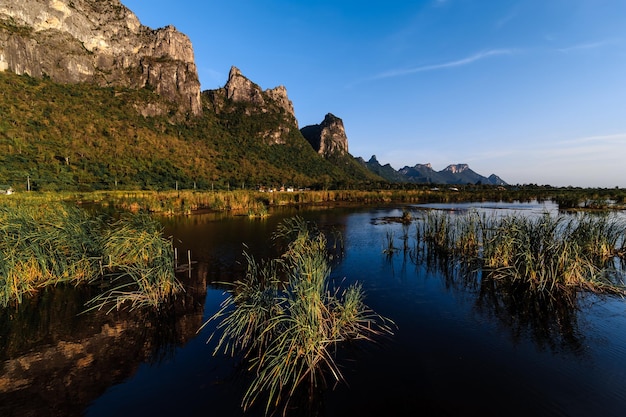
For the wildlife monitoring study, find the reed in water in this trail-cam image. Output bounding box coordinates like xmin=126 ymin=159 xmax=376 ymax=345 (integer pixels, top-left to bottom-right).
xmin=205 ymin=216 xmax=394 ymax=415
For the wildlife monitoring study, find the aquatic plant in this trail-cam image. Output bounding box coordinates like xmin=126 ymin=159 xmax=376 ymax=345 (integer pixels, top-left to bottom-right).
xmin=85 ymin=213 xmax=182 ymax=312
xmin=0 ymin=203 xmax=103 ymax=306
xmin=0 ymin=202 xmax=180 ymax=309
xmin=205 ymin=216 xmax=394 ymax=415
xmin=416 ymin=210 xmax=626 ymax=296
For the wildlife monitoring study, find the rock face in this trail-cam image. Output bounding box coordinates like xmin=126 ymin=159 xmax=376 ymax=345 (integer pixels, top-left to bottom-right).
xmin=300 ymin=113 xmax=349 ymax=158
xmin=208 ymin=66 xmax=298 ymax=144
xmin=222 ymin=66 xmax=295 ymax=118
xmin=0 ymin=0 xmax=201 ymax=116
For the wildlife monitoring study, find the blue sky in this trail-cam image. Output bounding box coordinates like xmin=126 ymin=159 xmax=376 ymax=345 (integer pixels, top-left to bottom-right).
xmin=120 ymin=0 xmax=626 ymax=187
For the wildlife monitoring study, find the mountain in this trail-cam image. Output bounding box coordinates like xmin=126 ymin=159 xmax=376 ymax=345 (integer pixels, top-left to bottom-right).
xmin=363 ymin=156 xmax=507 ymax=185
xmin=0 ymin=0 xmax=503 ymax=191
xmin=358 ymin=156 xmax=407 ymax=183
xmin=0 ymin=0 xmax=385 ymax=191
xmin=301 ymin=113 xmax=349 ymax=158
xmin=0 ymin=0 xmax=201 ymax=116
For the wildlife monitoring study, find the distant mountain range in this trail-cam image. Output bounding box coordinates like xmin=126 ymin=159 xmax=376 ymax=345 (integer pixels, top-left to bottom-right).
xmin=358 ymin=156 xmax=508 ymax=186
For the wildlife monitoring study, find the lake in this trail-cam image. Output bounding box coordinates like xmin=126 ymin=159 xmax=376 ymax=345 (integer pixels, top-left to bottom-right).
xmin=1 ymin=201 xmax=625 ymax=416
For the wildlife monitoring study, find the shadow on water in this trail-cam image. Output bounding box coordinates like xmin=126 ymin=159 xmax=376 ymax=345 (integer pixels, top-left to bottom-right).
xmin=385 ymin=242 xmax=587 ymax=356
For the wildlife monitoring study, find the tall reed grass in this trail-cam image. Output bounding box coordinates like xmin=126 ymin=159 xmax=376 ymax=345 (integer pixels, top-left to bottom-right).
xmin=205 ymin=216 xmax=393 ymax=415
xmin=86 ymin=213 xmax=182 ymax=312
xmin=416 ymin=210 xmax=626 ymax=296
xmin=0 ymin=202 xmax=180 ymax=309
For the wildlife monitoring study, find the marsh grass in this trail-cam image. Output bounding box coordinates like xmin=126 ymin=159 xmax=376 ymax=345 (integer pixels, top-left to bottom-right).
xmin=205 ymin=216 xmax=394 ymax=415
xmin=0 ymin=202 xmax=180 ymax=309
xmin=86 ymin=213 xmax=181 ymax=312
xmin=0 ymin=203 xmax=103 ymax=306
xmin=415 ymin=210 xmax=626 ymax=296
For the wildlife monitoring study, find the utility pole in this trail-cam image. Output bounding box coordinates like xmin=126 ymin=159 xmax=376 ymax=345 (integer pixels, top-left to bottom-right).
xmin=27 ymin=175 xmax=30 ymax=192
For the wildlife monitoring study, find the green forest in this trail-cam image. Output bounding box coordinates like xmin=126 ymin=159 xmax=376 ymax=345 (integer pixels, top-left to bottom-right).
xmin=0 ymin=71 xmax=382 ymax=192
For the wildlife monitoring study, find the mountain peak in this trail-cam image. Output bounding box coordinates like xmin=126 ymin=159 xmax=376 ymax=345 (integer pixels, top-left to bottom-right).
xmin=444 ymin=164 xmax=469 ymax=174
xmin=0 ymin=0 xmax=202 ymax=116
xmin=301 ymin=113 xmax=349 ymax=158
xmin=223 ymin=66 xmax=295 ymax=120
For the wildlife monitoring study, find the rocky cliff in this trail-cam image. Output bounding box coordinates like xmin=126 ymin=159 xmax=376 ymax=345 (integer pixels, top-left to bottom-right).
xmin=207 ymin=66 xmax=298 ymax=144
xmin=300 ymin=113 xmax=349 ymax=158
xmin=0 ymin=0 xmax=201 ymax=116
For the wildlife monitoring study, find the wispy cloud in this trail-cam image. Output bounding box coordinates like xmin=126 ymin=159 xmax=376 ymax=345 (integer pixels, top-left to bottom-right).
xmin=555 ymin=132 xmax=626 ymax=147
xmin=368 ymin=49 xmax=514 ymax=81
xmin=557 ymin=38 xmax=620 ymax=53
xmin=495 ymin=7 xmax=519 ymax=29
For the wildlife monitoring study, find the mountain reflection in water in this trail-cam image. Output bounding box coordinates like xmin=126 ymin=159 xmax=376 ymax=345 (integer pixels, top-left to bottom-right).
xmin=0 ymin=264 xmax=208 ymax=417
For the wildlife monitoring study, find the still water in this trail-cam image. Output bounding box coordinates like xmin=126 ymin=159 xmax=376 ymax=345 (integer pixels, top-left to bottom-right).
xmin=2 ymin=202 xmax=626 ymax=416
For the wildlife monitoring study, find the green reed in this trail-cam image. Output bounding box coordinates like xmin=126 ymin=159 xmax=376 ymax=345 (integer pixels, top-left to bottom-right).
xmin=205 ymin=216 xmax=394 ymax=415
xmin=0 ymin=203 xmax=102 ymax=306
xmin=0 ymin=202 xmax=180 ymax=309
xmin=416 ymin=210 xmax=626 ymax=295
xmin=86 ymin=213 xmax=182 ymax=312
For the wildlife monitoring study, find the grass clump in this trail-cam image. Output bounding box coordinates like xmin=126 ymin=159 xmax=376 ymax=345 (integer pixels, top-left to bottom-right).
xmin=205 ymin=216 xmax=393 ymax=415
xmin=86 ymin=213 xmax=182 ymax=312
xmin=0 ymin=202 xmax=180 ymax=309
xmin=0 ymin=203 xmax=102 ymax=306
xmin=416 ymin=210 xmax=626 ymax=296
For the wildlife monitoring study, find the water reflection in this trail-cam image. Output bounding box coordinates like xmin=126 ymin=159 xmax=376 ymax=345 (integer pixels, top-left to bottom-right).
xmin=3 ymin=202 xmax=626 ymax=417
xmin=474 ymin=277 xmax=585 ymax=354
xmin=0 ymin=267 xmax=208 ymax=417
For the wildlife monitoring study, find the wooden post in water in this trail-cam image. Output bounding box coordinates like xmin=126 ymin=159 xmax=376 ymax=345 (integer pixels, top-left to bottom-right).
xmin=187 ymin=249 xmax=192 ymax=278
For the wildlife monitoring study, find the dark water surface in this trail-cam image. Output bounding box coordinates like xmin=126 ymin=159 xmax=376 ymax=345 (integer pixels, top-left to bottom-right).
xmin=2 ymin=202 xmax=626 ymax=416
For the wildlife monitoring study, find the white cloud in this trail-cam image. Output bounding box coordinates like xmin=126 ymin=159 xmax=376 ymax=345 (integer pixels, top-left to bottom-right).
xmin=367 ymin=49 xmax=514 ymax=82
xmin=557 ymin=39 xmax=620 ymax=53
xmin=495 ymin=7 xmax=519 ymax=29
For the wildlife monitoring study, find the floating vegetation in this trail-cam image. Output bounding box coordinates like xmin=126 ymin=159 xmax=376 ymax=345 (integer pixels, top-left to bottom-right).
xmin=0 ymin=202 xmax=180 ymax=309
xmin=205 ymin=216 xmax=394 ymax=415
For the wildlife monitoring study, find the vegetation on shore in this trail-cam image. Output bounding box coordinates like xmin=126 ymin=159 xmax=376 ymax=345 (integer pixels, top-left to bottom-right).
xmin=0 ymin=201 xmax=180 ymax=309
xmin=205 ymin=217 xmax=394 ymax=414
xmin=3 ymin=185 xmax=626 ymax=217
xmin=0 ymin=71 xmax=378 ymax=192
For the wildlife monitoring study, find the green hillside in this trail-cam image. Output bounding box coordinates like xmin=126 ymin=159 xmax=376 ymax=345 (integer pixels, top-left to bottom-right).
xmin=0 ymin=71 xmax=382 ymax=191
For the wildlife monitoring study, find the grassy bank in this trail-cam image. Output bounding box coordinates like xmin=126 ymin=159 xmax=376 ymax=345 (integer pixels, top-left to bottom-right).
xmin=0 ymin=201 xmax=180 ymax=309
xmin=4 ymin=186 xmax=626 ymax=217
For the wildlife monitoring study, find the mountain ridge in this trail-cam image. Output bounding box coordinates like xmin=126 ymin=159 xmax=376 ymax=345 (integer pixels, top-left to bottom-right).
xmin=362 ymin=156 xmax=507 ymax=186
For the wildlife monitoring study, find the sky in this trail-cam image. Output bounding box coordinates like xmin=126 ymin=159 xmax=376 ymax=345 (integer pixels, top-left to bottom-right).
xmin=120 ymin=0 xmax=626 ymax=187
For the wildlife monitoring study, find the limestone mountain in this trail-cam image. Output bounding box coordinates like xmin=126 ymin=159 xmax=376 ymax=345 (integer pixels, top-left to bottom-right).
xmin=0 ymin=0 xmax=201 ymax=116
xmin=362 ymin=157 xmax=507 ymax=185
xmin=0 ymin=0 xmax=384 ymax=190
xmin=300 ymin=113 xmax=349 ymax=158
xmin=357 ymin=155 xmax=407 ymax=183
xmin=206 ymin=66 xmax=297 ymax=145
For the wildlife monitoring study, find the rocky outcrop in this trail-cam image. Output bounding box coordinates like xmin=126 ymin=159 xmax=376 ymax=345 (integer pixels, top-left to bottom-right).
xmin=221 ymin=66 xmax=295 ymax=118
xmin=0 ymin=0 xmax=201 ymax=116
xmin=300 ymin=113 xmax=349 ymax=158
xmin=394 ymin=161 xmax=508 ymax=185
xmin=207 ymin=66 xmax=298 ymax=144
